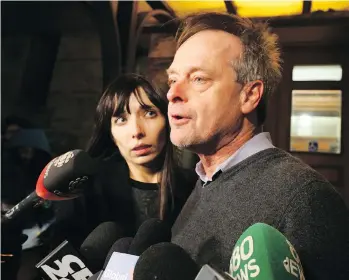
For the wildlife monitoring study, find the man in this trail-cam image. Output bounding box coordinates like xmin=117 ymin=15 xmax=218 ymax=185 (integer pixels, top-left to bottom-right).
xmin=166 ymin=12 xmax=349 ymax=279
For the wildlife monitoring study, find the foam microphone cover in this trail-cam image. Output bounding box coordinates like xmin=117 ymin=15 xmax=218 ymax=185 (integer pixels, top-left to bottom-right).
xmin=128 ymin=218 xmax=172 ymax=255
xmin=103 ymin=237 xmax=134 ymax=269
xmin=80 ymin=222 xmax=124 ymax=271
xmin=36 ymin=149 xmax=98 ymax=200
xmin=133 ymin=242 xmax=199 ymax=280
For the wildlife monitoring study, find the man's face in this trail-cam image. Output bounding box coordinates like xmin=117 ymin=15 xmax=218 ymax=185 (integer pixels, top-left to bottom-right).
xmin=167 ymin=30 xmax=244 ymax=153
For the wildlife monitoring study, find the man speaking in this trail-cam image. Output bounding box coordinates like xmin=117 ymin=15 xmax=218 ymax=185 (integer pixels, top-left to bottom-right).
xmin=166 ymin=12 xmax=349 ymax=279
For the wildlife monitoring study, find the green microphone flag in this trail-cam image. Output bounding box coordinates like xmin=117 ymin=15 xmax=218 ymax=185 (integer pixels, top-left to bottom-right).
xmin=229 ymin=223 xmax=305 ymax=280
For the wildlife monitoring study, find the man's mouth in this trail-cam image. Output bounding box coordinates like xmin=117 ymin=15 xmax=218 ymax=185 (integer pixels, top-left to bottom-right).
xmin=172 ymin=115 xmax=184 ymax=120
xmin=170 ymin=114 xmax=191 ymax=125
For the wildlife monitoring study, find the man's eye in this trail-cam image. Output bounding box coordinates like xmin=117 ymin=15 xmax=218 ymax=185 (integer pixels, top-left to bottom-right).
xmin=168 ymin=79 xmax=176 ymax=86
xmin=193 ymin=77 xmax=206 ymax=84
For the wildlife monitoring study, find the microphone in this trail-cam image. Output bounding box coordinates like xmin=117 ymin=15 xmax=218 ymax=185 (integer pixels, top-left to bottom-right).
xmin=91 ymin=237 xmax=134 ymax=280
xmin=103 ymin=237 xmax=134 ymax=269
xmin=97 ymin=219 xmax=171 ymax=280
xmin=133 ymin=242 xmax=199 ymax=280
xmin=80 ymin=222 xmax=125 ymax=272
xmin=36 ymin=222 xmax=122 ymax=279
xmin=36 ymin=240 xmax=93 ymax=280
xmin=128 ymin=218 xmax=172 ymax=255
xmin=229 ymin=223 xmax=305 ymax=280
xmin=2 ymin=149 xmax=97 ymax=223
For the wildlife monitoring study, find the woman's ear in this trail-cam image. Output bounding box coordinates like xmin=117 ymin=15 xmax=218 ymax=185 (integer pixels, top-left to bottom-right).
xmin=240 ymin=80 xmax=264 ymax=115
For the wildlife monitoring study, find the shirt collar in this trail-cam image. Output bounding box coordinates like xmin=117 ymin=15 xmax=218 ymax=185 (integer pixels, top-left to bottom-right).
xmin=195 ymin=132 xmax=274 ymax=185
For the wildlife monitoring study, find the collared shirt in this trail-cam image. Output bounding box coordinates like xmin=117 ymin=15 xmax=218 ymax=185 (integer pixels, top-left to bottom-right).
xmin=195 ymin=132 xmax=274 ymax=186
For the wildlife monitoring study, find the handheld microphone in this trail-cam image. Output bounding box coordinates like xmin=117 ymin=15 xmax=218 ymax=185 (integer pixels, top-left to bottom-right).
xmin=229 ymin=223 xmax=305 ymax=280
xmin=36 ymin=240 xmax=93 ymax=280
xmin=79 ymin=222 xmax=125 ymax=272
xmin=91 ymin=237 xmax=134 ymax=280
xmin=128 ymin=218 xmax=172 ymax=255
xmin=2 ymin=149 xmax=97 ymax=223
xmin=103 ymin=237 xmax=134 ymax=269
xmin=133 ymin=242 xmax=200 ymax=280
xmin=98 ymin=219 xmax=172 ymax=280
xmin=36 ymin=222 xmax=122 ymax=279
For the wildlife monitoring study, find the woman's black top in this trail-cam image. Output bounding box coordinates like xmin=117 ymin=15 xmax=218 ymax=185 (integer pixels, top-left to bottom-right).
xmin=53 ymin=156 xmax=197 ymax=246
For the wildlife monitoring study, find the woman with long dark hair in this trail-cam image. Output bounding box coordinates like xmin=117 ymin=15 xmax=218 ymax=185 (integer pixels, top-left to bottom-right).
xmin=79 ymin=74 xmax=196 ymax=237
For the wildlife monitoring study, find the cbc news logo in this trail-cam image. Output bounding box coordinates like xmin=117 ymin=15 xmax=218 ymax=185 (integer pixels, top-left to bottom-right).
xmin=53 ymin=151 xmax=75 ymax=168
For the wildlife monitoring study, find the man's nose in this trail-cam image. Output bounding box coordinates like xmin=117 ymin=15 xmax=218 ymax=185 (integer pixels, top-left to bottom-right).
xmin=167 ymin=80 xmax=188 ymax=103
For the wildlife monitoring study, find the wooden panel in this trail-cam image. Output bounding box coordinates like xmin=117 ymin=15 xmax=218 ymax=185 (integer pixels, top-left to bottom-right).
xmin=312 ymin=166 xmax=343 ymax=187
xmin=290 ymin=136 xmax=340 ymax=154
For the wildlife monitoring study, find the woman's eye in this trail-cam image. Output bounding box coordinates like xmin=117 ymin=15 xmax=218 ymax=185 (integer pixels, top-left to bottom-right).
xmin=114 ymin=117 xmax=126 ymax=124
xmin=145 ymin=111 xmax=157 ymax=118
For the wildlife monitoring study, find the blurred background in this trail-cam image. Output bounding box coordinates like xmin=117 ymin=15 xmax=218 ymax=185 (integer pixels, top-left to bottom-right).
xmin=1 ymin=1 xmax=349 ymax=279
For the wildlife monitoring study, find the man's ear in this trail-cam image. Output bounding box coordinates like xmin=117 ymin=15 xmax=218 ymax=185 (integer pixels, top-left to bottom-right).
xmin=240 ymin=80 xmax=264 ymax=115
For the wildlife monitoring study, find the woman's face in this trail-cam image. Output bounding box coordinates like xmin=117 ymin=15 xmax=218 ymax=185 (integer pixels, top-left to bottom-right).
xmin=110 ymin=88 xmax=167 ymax=168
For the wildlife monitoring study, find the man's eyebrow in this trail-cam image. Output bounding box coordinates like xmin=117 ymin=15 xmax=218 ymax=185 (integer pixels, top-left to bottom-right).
xmin=166 ymin=68 xmax=176 ymax=75
xmin=166 ymin=67 xmax=209 ymax=76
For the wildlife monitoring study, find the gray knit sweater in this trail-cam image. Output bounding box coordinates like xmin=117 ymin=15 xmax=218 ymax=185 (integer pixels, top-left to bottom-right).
xmin=172 ymin=148 xmax=349 ymax=280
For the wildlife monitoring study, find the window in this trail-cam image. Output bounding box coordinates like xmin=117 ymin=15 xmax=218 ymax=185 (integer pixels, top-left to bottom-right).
xmin=292 ymin=65 xmax=342 ymax=81
xmin=290 ymin=65 xmax=342 ymax=154
xmin=290 ymin=90 xmax=341 ymax=154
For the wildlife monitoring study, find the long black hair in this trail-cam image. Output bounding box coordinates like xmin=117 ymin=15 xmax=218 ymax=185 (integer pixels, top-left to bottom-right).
xmin=87 ymin=73 xmax=176 ymax=219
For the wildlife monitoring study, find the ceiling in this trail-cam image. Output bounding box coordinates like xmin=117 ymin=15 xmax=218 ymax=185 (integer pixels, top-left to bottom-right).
xmin=138 ymin=1 xmax=349 ymax=18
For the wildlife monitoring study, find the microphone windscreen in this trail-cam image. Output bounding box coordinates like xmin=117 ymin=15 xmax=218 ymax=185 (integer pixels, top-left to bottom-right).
xmin=80 ymin=222 xmax=124 ymax=271
xmin=128 ymin=218 xmax=171 ymax=255
xmin=133 ymin=242 xmax=199 ymax=280
xmin=103 ymin=237 xmax=133 ymax=269
xmin=229 ymin=223 xmax=305 ymax=280
xmin=36 ymin=150 xmax=97 ymax=200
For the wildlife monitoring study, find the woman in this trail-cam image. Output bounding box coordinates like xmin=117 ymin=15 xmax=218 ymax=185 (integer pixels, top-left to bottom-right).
xmin=77 ymin=74 xmax=196 ymax=238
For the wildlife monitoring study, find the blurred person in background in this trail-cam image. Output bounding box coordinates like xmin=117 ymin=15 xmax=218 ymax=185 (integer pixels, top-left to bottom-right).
xmin=1 ymin=124 xmax=54 ymax=280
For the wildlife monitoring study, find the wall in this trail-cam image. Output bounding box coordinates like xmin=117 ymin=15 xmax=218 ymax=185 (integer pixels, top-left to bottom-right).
xmin=1 ymin=2 xmax=103 ymax=155
xmin=46 ymin=32 xmax=103 ymax=154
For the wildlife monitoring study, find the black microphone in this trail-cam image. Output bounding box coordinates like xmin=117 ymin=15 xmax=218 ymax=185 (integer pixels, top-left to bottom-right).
xmin=88 ymin=237 xmax=134 ymax=279
xmin=80 ymin=222 xmax=124 ymax=272
xmin=36 ymin=222 xmax=122 ymax=279
xmin=133 ymin=242 xmax=200 ymax=280
xmin=103 ymin=237 xmax=134 ymax=269
xmin=94 ymin=219 xmax=171 ymax=279
xmin=2 ymin=149 xmax=97 ymax=223
xmin=128 ymin=218 xmax=172 ymax=255
xmin=36 ymin=240 xmax=93 ymax=280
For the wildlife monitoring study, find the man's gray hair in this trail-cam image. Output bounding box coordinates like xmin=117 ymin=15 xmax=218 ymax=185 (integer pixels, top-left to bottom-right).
xmin=176 ymin=12 xmax=282 ymax=125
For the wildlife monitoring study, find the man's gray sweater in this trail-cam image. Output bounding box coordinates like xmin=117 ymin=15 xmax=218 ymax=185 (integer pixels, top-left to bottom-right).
xmin=172 ymin=148 xmax=349 ymax=279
